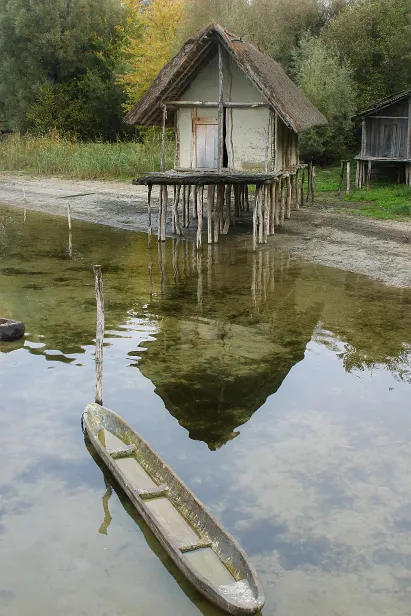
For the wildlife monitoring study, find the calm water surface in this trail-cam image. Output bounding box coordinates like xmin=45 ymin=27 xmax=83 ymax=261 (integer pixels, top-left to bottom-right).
xmin=0 ymin=203 xmax=410 ymax=616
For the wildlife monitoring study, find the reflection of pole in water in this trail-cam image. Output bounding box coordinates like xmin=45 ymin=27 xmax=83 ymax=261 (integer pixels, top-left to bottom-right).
xmin=158 ymin=241 xmax=167 ymax=294
xmin=67 ymin=204 xmax=72 ymax=231
xmin=148 ymin=246 xmax=154 ymax=298
xmin=172 ymin=237 xmax=181 ymax=284
xmin=251 ymin=251 xmax=257 ymax=307
xmin=93 ymin=265 xmax=104 ymax=406
xmin=197 ymin=251 xmax=203 ymax=310
xmin=68 ymin=231 xmax=73 ymax=258
xmin=98 ymin=478 xmax=113 ymax=535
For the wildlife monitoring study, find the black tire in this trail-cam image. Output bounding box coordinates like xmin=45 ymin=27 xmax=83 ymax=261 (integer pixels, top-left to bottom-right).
xmin=0 ymin=319 xmax=25 ymax=341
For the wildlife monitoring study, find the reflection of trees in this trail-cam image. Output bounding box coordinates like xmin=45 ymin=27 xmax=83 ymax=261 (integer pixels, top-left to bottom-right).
xmin=318 ymin=273 xmax=411 ymax=383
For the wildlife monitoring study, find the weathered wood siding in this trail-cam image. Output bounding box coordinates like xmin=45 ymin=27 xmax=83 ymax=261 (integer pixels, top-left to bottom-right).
xmin=176 ymin=53 xmax=298 ymax=171
xmin=364 ymin=100 xmax=409 ymax=159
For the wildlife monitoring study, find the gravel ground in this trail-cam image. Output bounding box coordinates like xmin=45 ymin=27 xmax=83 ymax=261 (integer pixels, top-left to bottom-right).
xmin=1 ymin=173 xmax=410 ymax=288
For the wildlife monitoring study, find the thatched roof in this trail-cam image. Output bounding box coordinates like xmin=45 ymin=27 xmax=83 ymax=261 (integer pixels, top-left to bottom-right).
xmin=355 ymin=88 xmax=411 ymax=118
xmin=124 ymin=24 xmax=327 ymax=133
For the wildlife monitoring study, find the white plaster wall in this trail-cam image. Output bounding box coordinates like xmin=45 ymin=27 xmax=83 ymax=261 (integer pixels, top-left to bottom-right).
xmin=176 ymin=52 xmax=296 ymax=170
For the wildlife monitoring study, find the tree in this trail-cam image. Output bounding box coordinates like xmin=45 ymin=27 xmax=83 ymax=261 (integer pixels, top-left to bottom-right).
xmin=293 ymin=35 xmax=357 ymax=161
xmin=119 ymin=0 xmax=185 ymax=111
xmin=324 ymin=0 xmax=411 ymax=109
xmin=0 ymin=0 xmax=128 ymax=138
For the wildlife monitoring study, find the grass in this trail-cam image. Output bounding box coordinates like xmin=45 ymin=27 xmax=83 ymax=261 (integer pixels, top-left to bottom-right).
xmin=0 ymin=132 xmax=174 ymax=180
xmin=316 ymin=164 xmax=411 ymax=220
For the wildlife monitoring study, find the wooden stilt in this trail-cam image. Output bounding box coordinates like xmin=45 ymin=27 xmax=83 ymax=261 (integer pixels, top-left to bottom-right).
xmin=252 ymin=192 xmax=258 ymax=251
xmin=355 ymin=161 xmax=360 ymax=190
xmin=264 ymin=184 xmax=270 ymax=242
xmin=157 ymin=186 xmax=163 ymax=241
xmin=270 ymin=182 xmax=275 ymax=234
xmin=147 ymin=184 xmax=152 ymax=239
xmin=274 ymin=181 xmax=280 ymax=228
xmin=182 ymin=186 xmax=186 ymax=228
xmin=280 ymin=178 xmax=285 ymax=225
xmin=160 ymin=185 xmax=168 ymax=241
xmin=295 ymin=168 xmax=300 ymax=209
xmin=196 ymin=186 xmax=203 ymax=249
xmin=300 ymin=168 xmax=305 ymax=207
xmin=172 ymin=184 xmax=182 ymax=235
xmin=171 ymin=186 xmax=176 ymax=234
xmin=245 ymin=184 xmax=250 ymax=211
xmin=207 ymin=185 xmax=214 ymax=244
xmin=93 ymin=265 xmax=104 ymax=406
xmin=346 ymin=161 xmax=351 ymax=194
xmin=256 ymin=184 xmax=263 ymax=244
xmin=367 ymin=160 xmax=372 ymax=190
xmin=186 ymin=186 xmax=191 ymax=227
xmin=286 ymin=174 xmax=292 ymax=219
xmin=215 ymin=184 xmax=224 ymax=243
xmin=223 ymin=184 xmax=231 ymax=234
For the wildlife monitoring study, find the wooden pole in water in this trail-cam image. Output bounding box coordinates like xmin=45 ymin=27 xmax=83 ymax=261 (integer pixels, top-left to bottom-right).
xmin=207 ymin=185 xmax=214 ymax=244
xmin=222 ymin=184 xmax=231 ymax=234
xmin=93 ymin=265 xmax=104 ymax=406
xmin=147 ymin=184 xmax=152 ymax=239
xmin=67 ymin=204 xmax=72 ymax=231
xmin=295 ymin=168 xmax=300 ymax=209
xmin=196 ymin=186 xmax=203 ymax=250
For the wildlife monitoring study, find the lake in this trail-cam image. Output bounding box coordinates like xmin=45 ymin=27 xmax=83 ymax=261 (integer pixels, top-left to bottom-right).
xmin=0 ymin=203 xmax=410 ymax=616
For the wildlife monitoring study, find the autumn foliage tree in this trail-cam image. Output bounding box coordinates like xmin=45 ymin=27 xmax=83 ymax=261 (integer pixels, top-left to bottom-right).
xmin=119 ymin=0 xmax=185 ymax=111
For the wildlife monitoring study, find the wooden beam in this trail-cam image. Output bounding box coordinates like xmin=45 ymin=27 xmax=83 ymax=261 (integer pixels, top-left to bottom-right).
xmin=165 ymin=101 xmax=268 ymax=108
xmin=274 ymin=113 xmax=278 ymax=172
xmin=217 ymin=45 xmax=224 ymax=172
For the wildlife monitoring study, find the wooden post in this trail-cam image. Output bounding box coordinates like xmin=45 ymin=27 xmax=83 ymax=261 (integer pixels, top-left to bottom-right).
xmin=93 ymin=265 xmax=104 ymax=406
xmin=286 ymin=174 xmax=291 ymax=218
xmin=160 ymin=104 xmax=167 ymax=172
xmin=160 ymin=185 xmax=168 ymax=241
xmin=67 ymin=204 xmax=72 ymax=231
xmin=223 ymin=184 xmax=231 ymax=234
xmin=270 ymin=182 xmax=275 ymax=234
xmin=182 ymin=185 xmax=186 ymax=228
xmin=367 ymin=160 xmax=372 ymax=190
xmin=245 ymin=184 xmax=250 ymax=211
xmin=295 ymin=168 xmax=300 ymax=209
xmin=207 ymin=185 xmax=214 ymax=244
xmin=196 ymin=186 xmax=203 ymax=249
xmin=252 ymin=192 xmax=258 ymax=251
xmin=274 ymin=180 xmax=281 ymax=227
xmin=157 ymin=186 xmax=163 ymax=241
xmin=300 ymin=168 xmax=305 ymax=207
xmin=186 ymin=185 xmax=191 ymax=227
xmin=264 ymin=184 xmax=270 ymax=241
xmin=407 ymin=95 xmax=411 ymax=161
xmin=256 ymin=184 xmax=263 ymax=244
xmin=217 ymin=45 xmax=224 ymax=172
xmin=338 ymin=160 xmax=344 ymax=198
xmin=171 ymin=186 xmax=176 ymax=234
xmin=214 ymin=184 xmax=224 ymax=242
xmin=172 ymin=184 xmax=182 ymax=235
xmin=355 ymin=161 xmax=360 ymax=190
xmin=346 ymin=161 xmax=351 ymax=194
xmin=147 ymin=184 xmax=152 ymax=238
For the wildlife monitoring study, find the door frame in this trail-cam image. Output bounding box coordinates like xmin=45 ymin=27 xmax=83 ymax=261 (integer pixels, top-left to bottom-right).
xmin=192 ymin=105 xmax=218 ymax=170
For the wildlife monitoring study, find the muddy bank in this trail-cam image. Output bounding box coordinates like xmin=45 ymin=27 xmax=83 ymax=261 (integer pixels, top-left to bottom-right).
xmin=1 ymin=173 xmax=410 ymax=287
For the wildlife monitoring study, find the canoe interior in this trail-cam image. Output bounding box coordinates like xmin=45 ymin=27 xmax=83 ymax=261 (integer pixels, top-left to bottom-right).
xmin=99 ymin=426 xmax=237 ymax=585
xmin=84 ymin=404 xmax=264 ymax=613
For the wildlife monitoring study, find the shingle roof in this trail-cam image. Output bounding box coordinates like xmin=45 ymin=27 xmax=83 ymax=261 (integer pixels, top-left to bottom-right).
xmin=124 ymin=24 xmax=327 ymax=133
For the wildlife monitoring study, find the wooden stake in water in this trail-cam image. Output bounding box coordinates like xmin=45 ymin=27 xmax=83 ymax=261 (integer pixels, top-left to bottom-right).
xmin=93 ymin=265 xmax=105 ymax=406
xmin=67 ymin=204 xmax=72 ymax=231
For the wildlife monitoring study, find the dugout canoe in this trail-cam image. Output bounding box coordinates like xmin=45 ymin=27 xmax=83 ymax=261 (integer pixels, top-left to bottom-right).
xmin=82 ymin=403 xmax=265 ymax=615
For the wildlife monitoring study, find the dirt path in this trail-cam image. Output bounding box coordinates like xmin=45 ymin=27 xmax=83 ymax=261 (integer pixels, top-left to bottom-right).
xmin=1 ymin=173 xmax=410 ymax=287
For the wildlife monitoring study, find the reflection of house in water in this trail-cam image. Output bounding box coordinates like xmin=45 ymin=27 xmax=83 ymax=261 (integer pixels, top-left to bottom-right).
xmin=138 ymin=248 xmax=324 ymax=449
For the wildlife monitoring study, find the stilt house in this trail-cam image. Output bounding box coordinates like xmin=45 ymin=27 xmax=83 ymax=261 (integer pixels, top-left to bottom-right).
xmin=126 ymin=24 xmax=326 ymax=247
xmin=355 ymin=89 xmax=411 ymax=187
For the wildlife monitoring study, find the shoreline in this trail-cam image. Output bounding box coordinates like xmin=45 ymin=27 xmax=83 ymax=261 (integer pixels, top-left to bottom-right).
xmin=1 ymin=173 xmax=410 ymax=288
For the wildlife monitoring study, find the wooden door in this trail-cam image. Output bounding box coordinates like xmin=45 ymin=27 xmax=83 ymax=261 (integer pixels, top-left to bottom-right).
xmin=195 ymin=124 xmax=218 ymax=169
